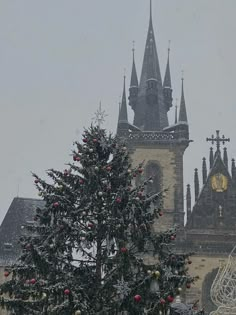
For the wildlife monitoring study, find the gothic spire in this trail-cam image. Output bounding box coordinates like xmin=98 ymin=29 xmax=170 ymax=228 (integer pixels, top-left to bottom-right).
xmin=132 ymin=0 xmax=168 ymax=130
xmin=118 ymin=76 xmax=128 ymax=123
xmin=186 ymin=184 xmax=191 ymax=222
xmin=175 ymin=102 xmax=178 ymax=124
xmin=178 ymin=76 xmax=188 ymax=123
xmin=163 ymin=44 xmax=173 ymax=112
xmin=130 ymin=44 xmax=138 ymax=88
xmin=202 ymin=157 xmax=207 ymax=185
xmin=194 ymin=168 xmax=199 ymax=202
xmin=223 ymin=147 xmax=228 ymax=170
xmin=232 ymin=159 xmax=236 ymax=181
xmin=163 ymin=46 xmax=171 ymax=88
xmin=209 ymin=147 xmax=214 ymax=169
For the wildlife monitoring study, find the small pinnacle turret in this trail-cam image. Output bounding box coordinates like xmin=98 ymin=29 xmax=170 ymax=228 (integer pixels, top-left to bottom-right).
xmin=223 ymin=147 xmax=228 ymax=169
xmin=202 ymin=157 xmax=207 ymax=185
xmin=117 ymin=76 xmax=129 ymax=135
xmin=186 ymin=184 xmax=191 ymax=221
xmin=129 ymin=45 xmax=139 ymax=110
xmin=194 ymin=168 xmax=199 ymax=202
xmin=118 ymin=76 xmax=128 ymax=123
xmin=232 ymin=159 xmax=236 ymax=181
xmin=163 ymin=46 xmax=173 ymax=112
xmin=178 ymin=77 xmax=188 ymax=123
xmin=175 ymin=103 xmax=178 ymax=124
xmin=210 ymin=147 xmax=214 ymax=169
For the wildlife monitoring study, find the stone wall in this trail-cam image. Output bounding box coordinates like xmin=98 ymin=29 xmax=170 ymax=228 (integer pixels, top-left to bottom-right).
xmin=185 ymin=254 xmax=227 ymax=313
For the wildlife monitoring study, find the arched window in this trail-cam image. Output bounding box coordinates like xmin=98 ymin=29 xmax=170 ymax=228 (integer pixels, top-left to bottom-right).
xmin=145 ymin=161 xmax=162 ymax=195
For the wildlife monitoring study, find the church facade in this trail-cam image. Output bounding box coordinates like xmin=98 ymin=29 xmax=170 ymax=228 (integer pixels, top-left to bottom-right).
xmin=0 ymin=1 xmax=235 ymax=314
xmin=116 ymin=1 xmax=236 ymax=313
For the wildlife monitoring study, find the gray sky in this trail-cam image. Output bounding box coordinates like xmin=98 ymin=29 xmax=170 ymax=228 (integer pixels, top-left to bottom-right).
xmin=0 ymin=0 xmax=235 ymax=224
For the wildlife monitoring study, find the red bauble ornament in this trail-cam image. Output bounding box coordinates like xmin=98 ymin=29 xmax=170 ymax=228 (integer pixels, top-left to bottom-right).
xmin=73 ymin=155 xmax=80 ymax=162
xmin=64 ymin=169 xmax=69 ymax=176
xmin=167 ymin=295 xmax=174 ymax=303
xmin=34 ymin=179 xmax=39 ymax=184
xmin=88 ymin=223 xmax=93 ymax=228
xmin=30 ymin=278 xmax=36 ymax=285
xmin=133 ymin=173 xmax=137 ymax=178
xmin=121 ymin=247 xmax=128 ymax=253
xmin=79 ymin=179 xmax=84 ymax=184
xmin=53 ymin=202 xmax=59 ymax=207
xmin=170 ymin=235 xmax=176 ymax=241
xmin=83 ymin=138 xmax=88 ymax=143
xmin=106 ymin=166 xmax=112 ymax=171
xmin=116 ymin=197 xmax=122 ymax=203
xmin=134 ymin=294 xmax=141 ymax=302
xmin=93 ymin=138 xmax=97 ymax=143
xmin=160 ymin=298 xmax=166 ymax=304
xmin=138 ymin=191 xmax=143 ymax=197
xmin=138 ymin=168 xmax=143 ymax=174
xmin=186 ymin=283 xmax=191 ymax=289
xmin=159 ymin=211 xmax=163 ymax=216
xmin=64 ymin=289 xmax=70 ymax=295
xmin=4 ymin=271 xmax=9 ymax=277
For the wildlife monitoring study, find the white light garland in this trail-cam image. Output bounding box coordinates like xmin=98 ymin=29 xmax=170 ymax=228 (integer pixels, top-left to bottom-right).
xmin=210 ymin=246 xmax=236 ymax=315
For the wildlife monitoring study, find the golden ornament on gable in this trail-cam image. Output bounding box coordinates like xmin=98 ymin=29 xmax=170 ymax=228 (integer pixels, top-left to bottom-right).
xmin=211 ymin=173 xmax=228 ymax=192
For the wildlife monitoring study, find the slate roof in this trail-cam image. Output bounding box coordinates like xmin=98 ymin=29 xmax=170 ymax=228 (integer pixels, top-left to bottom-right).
xmin=0 ymin=197 xmax=44 ymax=265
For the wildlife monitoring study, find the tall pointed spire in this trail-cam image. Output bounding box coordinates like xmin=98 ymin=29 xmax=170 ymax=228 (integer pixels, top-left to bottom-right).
xmin=129 ymin=43 xmax=139 ymax=110
xmin=163 ymin=43 xmax=173 ymax=112
xmin=130 ymin=43 xmax=138 ymax=88
xmin=178 ymin=76 xmax=188 ymax=123
xmin=186 ymin=184 xmax=191 ymax=222
xmin=163 ymin=45 xmax=172 ymax=88
xmin=232 ymin=159 xmax=236 ymax=181
xmin=194 ymin=168 xmax=199 ymax=202
xmin=223 ymin=147 xmax=228 ymax=169
xmin=175 ymin=101 xmax=178 ymax=124
xmin=132 ymin=1 xmax=169 ymax=130
xmin=210 ymin=147 xmax=214 ymax=169
xmin=118 ymin=76 xmax=128 ymax=123
xmin=202 ymin=157 xmax=207 ymax=185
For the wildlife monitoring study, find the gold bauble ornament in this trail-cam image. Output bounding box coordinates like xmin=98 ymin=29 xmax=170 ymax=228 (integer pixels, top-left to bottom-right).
xmin=177 ymin=287 xmax=182 ymax=292
xmin=154 ymin=270 xmax=160 ymax=278
xmin=147 ymin=270 xmax=152 ymax=275
xmin=75 ymin=311 xmax=81 ymax=315
xmin=42 ymin=293 xmax=47 ymax=298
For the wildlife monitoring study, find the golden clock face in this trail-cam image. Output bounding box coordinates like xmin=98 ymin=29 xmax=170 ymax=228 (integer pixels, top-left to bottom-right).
xmin=211 ymin=173 xmax=228 ymax=192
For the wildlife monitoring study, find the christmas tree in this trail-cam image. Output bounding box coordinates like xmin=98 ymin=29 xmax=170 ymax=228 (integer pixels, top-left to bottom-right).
xmin=0 ymin=126 xmax=195 ymax=315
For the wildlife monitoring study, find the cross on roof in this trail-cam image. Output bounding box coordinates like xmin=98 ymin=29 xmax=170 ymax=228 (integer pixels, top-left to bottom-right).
xmin=206 ymin=130 xmax=230 ymax=152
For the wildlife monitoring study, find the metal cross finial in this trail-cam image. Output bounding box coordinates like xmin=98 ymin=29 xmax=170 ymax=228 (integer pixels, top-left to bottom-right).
xmin=92 ymin=101 xmax=107 ymax=128
xmin=206 ymin=130 xmax=230 ymax=152
xmin=181 ymin=70 xmax=184 ymax=81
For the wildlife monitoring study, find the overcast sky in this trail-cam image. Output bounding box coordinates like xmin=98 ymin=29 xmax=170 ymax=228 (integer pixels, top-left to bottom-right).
xmin=0 ymin=0 xmax=235 ymax=224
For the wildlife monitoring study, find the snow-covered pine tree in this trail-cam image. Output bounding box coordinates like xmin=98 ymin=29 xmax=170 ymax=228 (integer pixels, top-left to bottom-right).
xmin=0 ymin=126 xmax=195 ymax=315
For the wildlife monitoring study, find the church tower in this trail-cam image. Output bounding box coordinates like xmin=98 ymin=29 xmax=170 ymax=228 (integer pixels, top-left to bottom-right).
xmin=117 ymin=0 xmax=190 ymax=230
